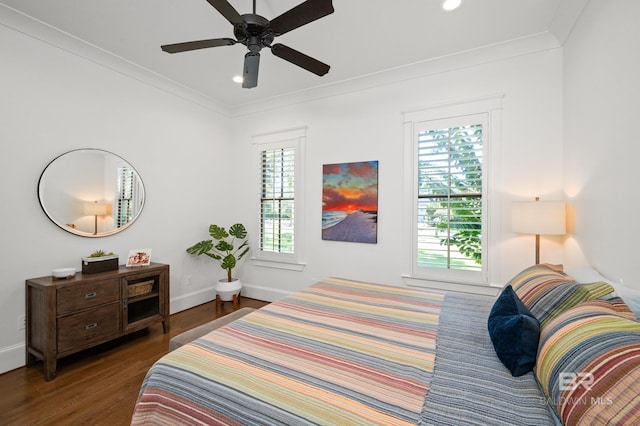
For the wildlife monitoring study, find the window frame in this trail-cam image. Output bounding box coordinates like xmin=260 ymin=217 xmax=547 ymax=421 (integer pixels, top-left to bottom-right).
xmin=403 ymin=95 xmax=503 ymax=288
xmin=252 ymin=127 xmax=306 ymax=271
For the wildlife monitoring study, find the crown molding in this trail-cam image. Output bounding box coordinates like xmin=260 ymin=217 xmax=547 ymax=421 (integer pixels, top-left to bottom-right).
xmin=0 ymin=4 xmax=231 ymax=117
xmin=229 ymin=31 xmax=561 ymax=117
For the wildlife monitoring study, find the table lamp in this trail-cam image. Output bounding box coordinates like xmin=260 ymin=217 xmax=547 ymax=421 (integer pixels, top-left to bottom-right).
xmin=512 ymin=197 xmax=566 ymax=264
xmin=84 ymin=201 xmax=108 ymax=235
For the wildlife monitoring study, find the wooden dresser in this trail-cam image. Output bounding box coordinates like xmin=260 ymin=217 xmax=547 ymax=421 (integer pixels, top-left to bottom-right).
xmin=26 ymin=262 xmax=170 ymax=380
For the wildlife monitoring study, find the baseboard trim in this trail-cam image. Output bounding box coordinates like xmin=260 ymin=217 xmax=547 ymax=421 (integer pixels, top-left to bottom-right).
xmin=0 ymin=342 xmax=26 ymax=375
xmin=169 ymin=282 xmax=288 ymax=314
xmin=170 ymin=287 xmax=215 ymax=314
xmin=241 ymin=282 xmax=291 ymax=302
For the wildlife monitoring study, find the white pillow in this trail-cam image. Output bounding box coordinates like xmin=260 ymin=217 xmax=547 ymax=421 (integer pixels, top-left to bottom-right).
xmin=617 ymin=286 xmax=640 ymax=319
xmin=567 ymin=265 xmax=612 ymax=284
xmin=568 ymin=265 xmax=640 ymax=319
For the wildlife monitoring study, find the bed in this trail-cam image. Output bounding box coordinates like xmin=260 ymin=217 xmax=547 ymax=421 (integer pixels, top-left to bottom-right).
xmin=131 ymin=267 xmax=640 ymax=425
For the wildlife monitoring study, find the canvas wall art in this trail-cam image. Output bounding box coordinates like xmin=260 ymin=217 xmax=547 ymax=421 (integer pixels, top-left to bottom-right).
xmin=322 ymin=161 xmax=378 ymax=243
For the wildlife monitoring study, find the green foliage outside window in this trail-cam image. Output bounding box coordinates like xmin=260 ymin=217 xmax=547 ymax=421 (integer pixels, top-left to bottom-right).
xmin=418 ymin=124 xmax=483 ymax=270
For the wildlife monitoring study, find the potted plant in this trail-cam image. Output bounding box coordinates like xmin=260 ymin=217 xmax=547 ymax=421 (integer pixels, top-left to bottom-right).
xmin=186 ymin=223 xmax=250 ymax=301
xmin=82 ymin=249 xmax=119 ymax=274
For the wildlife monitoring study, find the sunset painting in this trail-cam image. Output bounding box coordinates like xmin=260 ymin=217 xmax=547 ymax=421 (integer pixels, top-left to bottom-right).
xmin=322 ymin=161 xmax=378 ymax=243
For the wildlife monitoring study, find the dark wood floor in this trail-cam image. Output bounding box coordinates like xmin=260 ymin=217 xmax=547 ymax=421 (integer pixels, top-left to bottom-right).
xmin=0 ymin=297 xmax=269 ymax=425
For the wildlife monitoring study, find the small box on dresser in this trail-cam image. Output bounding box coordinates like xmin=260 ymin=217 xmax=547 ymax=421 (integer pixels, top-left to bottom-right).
xmin=81 ymin=255 xmax=119 ymax=274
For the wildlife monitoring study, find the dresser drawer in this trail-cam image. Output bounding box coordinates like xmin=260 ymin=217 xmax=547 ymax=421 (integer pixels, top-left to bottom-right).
xmin=57 ymin=279 xmax=120 ymax=315
xmin=57 ymin=302 xmax=120 ymax=354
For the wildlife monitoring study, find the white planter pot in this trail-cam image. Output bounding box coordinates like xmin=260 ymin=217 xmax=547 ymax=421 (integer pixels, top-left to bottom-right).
xmin=216 ymin=278 xmax=242 ymax=301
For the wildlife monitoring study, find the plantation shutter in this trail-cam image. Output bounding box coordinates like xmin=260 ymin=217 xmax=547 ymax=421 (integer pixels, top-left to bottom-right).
xmin=416 ymin=117 xmax=484 ymax=272
xmin=260 ymin=146 xmax=295 ymax=253
xmin=117 ymin=166 xmax=134 ymax=227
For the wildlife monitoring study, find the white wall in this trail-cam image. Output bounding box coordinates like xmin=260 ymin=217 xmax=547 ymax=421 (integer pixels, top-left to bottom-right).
xmin=563 ymin=0 xmax=640 ymax=286
xmin=0 ymin=22 xmax=233 ymax=373
xmin=0 ymin=9 xmax=571 ymax=375
xmin=231 ymin=40 xmax=565 ymax=299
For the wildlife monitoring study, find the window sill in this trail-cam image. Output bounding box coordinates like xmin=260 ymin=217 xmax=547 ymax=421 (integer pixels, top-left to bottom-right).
xmin=251 ymin=258 xmax=306 ymax=272
xmin=401 ymin=274 xmax=500 ymax=296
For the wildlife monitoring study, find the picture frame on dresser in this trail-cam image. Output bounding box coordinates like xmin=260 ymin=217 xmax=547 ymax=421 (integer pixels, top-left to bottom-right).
xmin=126 ymin=249 xmax=152 ymax=267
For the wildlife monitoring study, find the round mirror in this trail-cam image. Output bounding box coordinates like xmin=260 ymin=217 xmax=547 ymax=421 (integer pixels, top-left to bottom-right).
xmin=38 ymin=149 xmax=145 ymax=237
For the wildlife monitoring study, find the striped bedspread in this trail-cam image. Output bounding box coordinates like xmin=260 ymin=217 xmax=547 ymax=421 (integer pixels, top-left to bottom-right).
xmin=132 ymin=277 xmax=443 ymax=425
xmin=419 ymin=292 xmax=557 ymax=425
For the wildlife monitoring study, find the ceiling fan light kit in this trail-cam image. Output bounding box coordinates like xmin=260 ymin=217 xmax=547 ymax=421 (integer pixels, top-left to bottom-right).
xmin=442 ymin=0 xmax=463 ymax=12
xmin=161 ymin=0 xmax=334 ymax=89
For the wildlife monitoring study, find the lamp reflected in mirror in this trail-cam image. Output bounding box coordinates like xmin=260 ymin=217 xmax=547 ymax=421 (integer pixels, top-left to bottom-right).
xmin=84 ymin=201 xmax=109 ymax=235
xmin=512 ymin=197 xmax=566 ymax=264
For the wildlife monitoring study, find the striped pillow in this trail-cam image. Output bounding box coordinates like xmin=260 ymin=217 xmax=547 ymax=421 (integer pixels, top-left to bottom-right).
xmin=536 ymin=301 xmax=640 ymax=425
xmin=509 ymin=264 xmax=575 ymax=298
xmin=510 ymin=264 xmax=614 ymax=326
xmin=579 ymin=297 xmax=637 ymax=321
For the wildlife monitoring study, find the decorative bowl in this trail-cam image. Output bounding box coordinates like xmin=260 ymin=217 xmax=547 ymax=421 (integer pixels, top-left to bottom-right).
xmin=52 ymin=268 xmax=76 ymax=279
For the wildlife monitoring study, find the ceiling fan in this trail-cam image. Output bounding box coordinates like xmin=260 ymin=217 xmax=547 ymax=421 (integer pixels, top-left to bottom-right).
xmin=161 ymin=0 xmax=334 ymax=89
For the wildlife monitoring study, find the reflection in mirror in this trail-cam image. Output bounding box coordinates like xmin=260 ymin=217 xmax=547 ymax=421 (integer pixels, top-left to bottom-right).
xmin=38 ymin=149 xmax=145 ymax=237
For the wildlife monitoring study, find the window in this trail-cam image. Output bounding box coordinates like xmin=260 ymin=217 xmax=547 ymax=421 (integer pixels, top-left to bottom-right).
xmin=260 ymin=147 xmax=295 ymax=254
xmin=403 ymin=95 xmax=502 ymax=286
xmin=417 ymin=118 xmax=484 ymax=272
xmin=253 ymin=128 xmax=306 ymax=270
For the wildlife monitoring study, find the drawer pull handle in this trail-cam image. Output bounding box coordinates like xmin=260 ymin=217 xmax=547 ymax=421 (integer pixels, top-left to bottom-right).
xmin=85 ymin=292 xmax=97 ymax=299
xmin=85 ymin=322 xmax=97 ymax=330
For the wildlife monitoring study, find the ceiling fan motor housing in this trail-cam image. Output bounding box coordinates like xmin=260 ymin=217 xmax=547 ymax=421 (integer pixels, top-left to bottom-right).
xmin=234 ymin=14 xmax=274 ymax=52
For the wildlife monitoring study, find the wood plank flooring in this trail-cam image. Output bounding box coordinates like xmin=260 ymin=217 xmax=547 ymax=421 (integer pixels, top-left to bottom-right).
xmin=0 ymin=297 xmax=269 ymax=425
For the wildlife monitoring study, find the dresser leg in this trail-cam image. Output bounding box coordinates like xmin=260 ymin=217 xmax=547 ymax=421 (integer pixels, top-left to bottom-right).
xmin=44 ymin=358 xmax=57 ymax=381
xmin=26 ymin=351 xmax=37 ymax=367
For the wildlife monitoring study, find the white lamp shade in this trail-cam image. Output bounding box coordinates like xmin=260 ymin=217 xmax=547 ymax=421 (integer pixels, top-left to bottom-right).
xmin=84 ymin=201 xmax=107 ymax=216
xmin=512 ymin=200 xmax=566 ymax=235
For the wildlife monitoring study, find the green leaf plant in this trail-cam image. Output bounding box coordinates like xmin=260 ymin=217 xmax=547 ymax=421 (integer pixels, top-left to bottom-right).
xmin=87 ymin=250 xmax=115 ymax=258
xmin=186 ymin=223 xmax=250 ymax=283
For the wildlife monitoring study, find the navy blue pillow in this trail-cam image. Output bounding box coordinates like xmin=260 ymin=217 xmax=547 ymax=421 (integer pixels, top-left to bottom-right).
xmin=488 ymin=285 xmax=540 ymax=377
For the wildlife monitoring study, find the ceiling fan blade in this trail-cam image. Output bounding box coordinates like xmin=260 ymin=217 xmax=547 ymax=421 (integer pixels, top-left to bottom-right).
xmin=271 ymin=43 xmax=330 ymax=76
xmin=161 ymin=38 xmax=236 ymax=53
xmin=204 ymin=0 xmax=244 ymax=26
xmin=269 ymin=0 xmax=334 ymax=36
xmin=242 ymin=52 xmax=260 ymax=89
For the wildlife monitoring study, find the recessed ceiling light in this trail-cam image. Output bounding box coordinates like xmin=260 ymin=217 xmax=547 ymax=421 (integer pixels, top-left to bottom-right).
xmin=442 ymin=0 xmax=462 ymax=11
xmin=232 ymin=75 xmax=243 ymax=84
